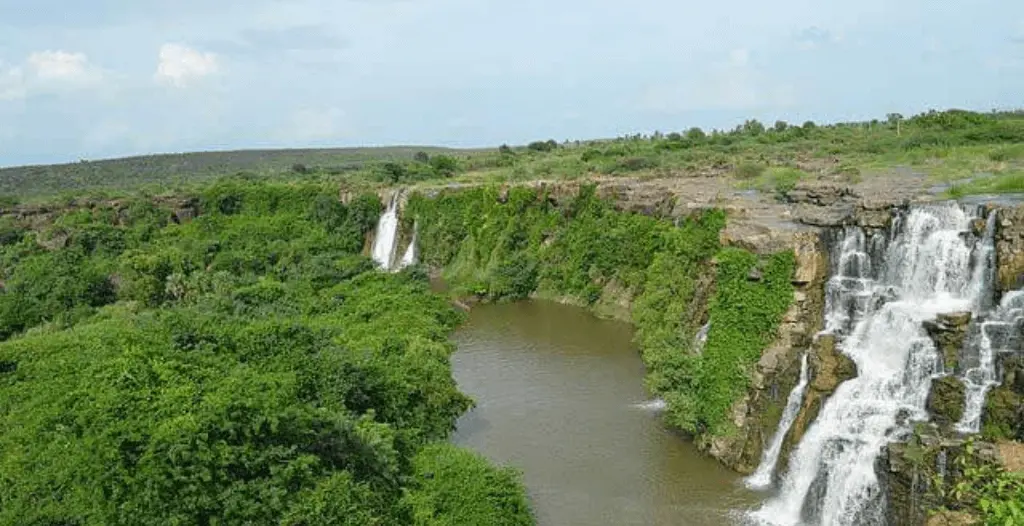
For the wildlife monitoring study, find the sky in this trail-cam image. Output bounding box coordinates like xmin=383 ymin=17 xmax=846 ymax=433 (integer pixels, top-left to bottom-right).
xmin=1 ymin=0 xmax=1022 ymax=167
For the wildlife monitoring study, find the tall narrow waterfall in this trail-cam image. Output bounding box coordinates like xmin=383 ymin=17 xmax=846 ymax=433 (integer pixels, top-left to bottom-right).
xmin=751 ymin=202 xmax=996 ymax=526
xmin=397 ymin=221 xmax=418 ymax=270
xmin=746 ymin=352 xmax=811 ymax=490
xmin=371 ymin=192 xmax=401 ymax=270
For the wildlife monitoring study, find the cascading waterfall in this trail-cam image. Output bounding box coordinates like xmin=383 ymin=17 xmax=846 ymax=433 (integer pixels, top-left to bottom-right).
xmin=371 ymin=192 xmax=401 ymax=270
xmin=750 ymin=202 xmax=995 ymax=526
xmin=397 ymin=221 xmax=418 ymax=270
xmin=956 ymin=289 xmax=1024 ymax=432
xmin=745 ymin=352 xmax=811 ymax=490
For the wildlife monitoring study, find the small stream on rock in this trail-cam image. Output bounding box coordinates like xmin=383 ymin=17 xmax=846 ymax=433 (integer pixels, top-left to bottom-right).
xmin=450 ymin=301 xmax=760 ymax=526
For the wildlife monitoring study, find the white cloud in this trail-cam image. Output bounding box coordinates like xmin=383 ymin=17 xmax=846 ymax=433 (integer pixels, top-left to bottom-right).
xmin=280 ymin=107 xmax=353 ymax=142
xmin=155 ymin=44 xmax=219 ymax=87
xmin=638 ymin=49 xmax=797 ymax=112
xmin=27 ymin=51 xmax=98 ymax=82
xmin=0 ymin=50 xmax=102 ymax=101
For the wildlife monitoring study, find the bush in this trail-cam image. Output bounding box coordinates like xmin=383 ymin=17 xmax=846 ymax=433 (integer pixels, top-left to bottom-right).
xmin=404 ymin=443 xmax=533 ymax=526
xmin=734 ymin=161 xmax=766 ymax=179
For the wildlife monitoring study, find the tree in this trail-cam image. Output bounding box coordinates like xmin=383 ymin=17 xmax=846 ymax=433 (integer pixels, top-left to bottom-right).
xmin=887 ymin=113 xmax=904 ymax=135
xmin=773 ymin=120 xmax=789 ymax=133
xmin=742 ymin=119 xmax=765 ymax=136
xmin=686 ymin=127 xmax=706 ymax=141
xmin=413 ymin=151 xmax=430 ymax=163
xmin=428 ymin=155 xmax=458 ymax=177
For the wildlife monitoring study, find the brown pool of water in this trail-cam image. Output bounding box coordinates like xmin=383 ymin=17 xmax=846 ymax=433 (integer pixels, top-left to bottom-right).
xmin=451 ymin=300 xmax=761 ymax=526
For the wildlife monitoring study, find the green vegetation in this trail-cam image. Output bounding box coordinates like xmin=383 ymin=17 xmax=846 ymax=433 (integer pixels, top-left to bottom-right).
xmin=0 ymin=147 xmax=469 ymax=202
xmin=0 ymin=180 xmax=531 ymax=525
xmin=933 ymin=440 xmax=1024 ymax=526
xmin=408 ymin=184 xmax=794 ymax=437
xmin=945 ymin=171 xmax=1024 ymax=198
xmin=404 ymin=443 xmax=532 ymax=526
xmin=4 ymin=109 xmax=1024 ymax=202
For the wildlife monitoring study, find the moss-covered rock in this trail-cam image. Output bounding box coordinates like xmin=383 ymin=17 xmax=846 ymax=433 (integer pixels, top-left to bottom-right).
xmin=981 ymin=387 xmax=1023 ymax=440
xmin=927 ymin=376 xmax=966 ymax=431
xmin=878 ymin=431 xmax=1000 ymax=526
xmin=922 ymin=311 xmax=972 ymax=373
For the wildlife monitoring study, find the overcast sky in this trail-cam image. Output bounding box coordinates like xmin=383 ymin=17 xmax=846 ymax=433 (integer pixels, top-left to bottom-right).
xmin=1 ymin=0 xmax=1022 ymax=167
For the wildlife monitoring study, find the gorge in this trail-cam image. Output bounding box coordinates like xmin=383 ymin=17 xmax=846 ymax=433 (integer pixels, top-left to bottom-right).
xmin=365 ymin=177 xmax=1024 ymax=526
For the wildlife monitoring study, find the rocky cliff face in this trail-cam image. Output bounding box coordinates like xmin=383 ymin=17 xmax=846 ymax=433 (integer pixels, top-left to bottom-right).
xmin=701 ymin=232 xmax=828 ymax=473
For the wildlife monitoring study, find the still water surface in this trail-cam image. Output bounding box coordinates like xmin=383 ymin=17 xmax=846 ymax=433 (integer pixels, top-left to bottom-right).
xmin=451 ymin=301 xmax=760 ymax=526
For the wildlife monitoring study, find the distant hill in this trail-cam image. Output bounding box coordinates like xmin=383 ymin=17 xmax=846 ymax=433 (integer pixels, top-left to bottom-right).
xmin=0 ymin=146 xmax=480 ymax=199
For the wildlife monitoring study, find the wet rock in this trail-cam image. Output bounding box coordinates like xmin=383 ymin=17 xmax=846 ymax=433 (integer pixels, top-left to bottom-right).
xmin=970 ymin=218 xmax=988 ymax=238
xmin=997 ymin=354 xmax=1024 ymax=395
xmin=922 ymin=311 xmax=972 ymax=372
xmin=809 ymin=334 xmax=858 ymax=393
xmin=879 ymin=435 xmax=999 ymax=526
xmin=926 ymin=376 xmax=966 ymax=431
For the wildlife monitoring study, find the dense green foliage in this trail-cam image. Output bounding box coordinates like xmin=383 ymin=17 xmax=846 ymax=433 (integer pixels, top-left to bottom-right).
xmin=0 ymin=180 xmax=531 ymax=525
xmin=404 ymin=443 xmax=532 ymax=526
xmin=408 ymin=184 xmax=794 ymax=436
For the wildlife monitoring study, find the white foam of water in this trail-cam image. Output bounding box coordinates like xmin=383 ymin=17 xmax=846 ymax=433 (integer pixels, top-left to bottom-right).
xmin=397 ymin=221 xmax=418 ymax=270
xmin=371 ymin=192 xmax=400 ymax=270
xmin=956 ymin=289 xmax=1024 ymax=432
xmin=745 ymin=352 xmax=811 ymax=490
xmin=750 ymin=203 xmax=994 ymax=526
xmin=632 ymin=399 xmax=667 ymax=412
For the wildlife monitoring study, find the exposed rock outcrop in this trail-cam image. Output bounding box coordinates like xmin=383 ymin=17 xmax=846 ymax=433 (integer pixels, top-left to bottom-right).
xmin=774 ymin=333 xmax=858 ymax=473
xmin=923 ymin=312 xmax=972 ymax=373
xmin=996 ymin=206 xmax=1024 ymax=293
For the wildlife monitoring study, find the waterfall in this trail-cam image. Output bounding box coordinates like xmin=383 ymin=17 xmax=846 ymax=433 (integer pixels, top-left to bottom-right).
xmin=956 ymin=289 xmax=1024 ymax=432
xmin=371 ymin=192 xmax=401 ymax=270
xmin=750 ymin=202 xmax=995 ymax=526
xmin=397 ymin=221 xmax=418 ymax=270
xmin=746 ymin=352 xmax=811 ymax=490
xmin=694 ymin=322 xmax=711 ymax=354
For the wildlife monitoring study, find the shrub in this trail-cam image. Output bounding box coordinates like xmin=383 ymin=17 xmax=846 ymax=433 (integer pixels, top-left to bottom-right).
xmin=734 ymin=161 xmax=766 ymax=179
